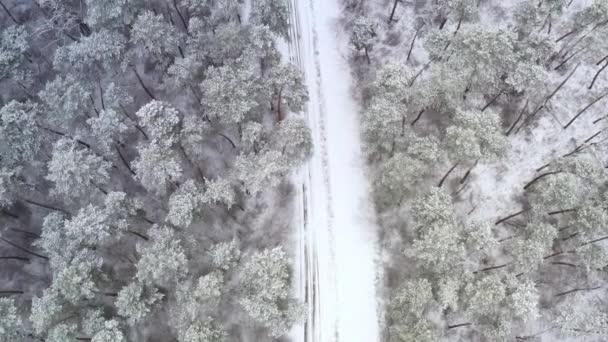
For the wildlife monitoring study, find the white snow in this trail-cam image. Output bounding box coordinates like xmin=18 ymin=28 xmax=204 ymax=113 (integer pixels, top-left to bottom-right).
xmin=287 ymin=0 xmax=381 ymax=341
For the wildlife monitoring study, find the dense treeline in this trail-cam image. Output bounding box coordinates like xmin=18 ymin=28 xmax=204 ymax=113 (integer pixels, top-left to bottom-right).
xmin=344 ymin=0 xmax=608 ymax=340
xmin=0 ymin=0 xmax=311 ymax=341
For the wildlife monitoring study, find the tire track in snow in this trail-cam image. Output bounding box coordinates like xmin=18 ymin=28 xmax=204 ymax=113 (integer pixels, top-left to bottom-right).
xmin=288 ymin=0 xmax=380 ymax=340
xmin=288 ymin=0 xmax=338 ymax=340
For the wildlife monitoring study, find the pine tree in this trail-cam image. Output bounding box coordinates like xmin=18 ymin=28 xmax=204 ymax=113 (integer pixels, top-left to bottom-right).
xmin=238 ymin=247 xmax=304 ymax=337
xmin=115 ymin=282 xmax=164 ymax=325
xmin=0 ymin=100 xmax=41 ymax=168
xmin=136 ymin=100 xmax=182 ymax=140
xmin=267 ymin=64 xmax=308 ymax=121
xmin=136 ymin=225 xmax=188 ymax=287
xmin=271 ymin=116 xmax=312 ymax=167
xmin=200 ymin=61 xmax=259 ymax=125
xmin=131 ymin=11 xmax=181 ymax=65
xmin=133 ymin=140 xmax=183 ymax=195
xmin=53 ymin=30 xmax=126 ymax=76
xmin=0 ymin=25 xmax=29 ymax=82
xmin=251 ymin=0 xmax=290 ymax=39
xmin=0 ymin=298 xmax=24 ymax=341
xmin=46 ymin=138 xmax=111 ymax=200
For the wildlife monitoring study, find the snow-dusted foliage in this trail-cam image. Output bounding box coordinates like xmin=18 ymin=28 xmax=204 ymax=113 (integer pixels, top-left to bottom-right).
xmin=0 ymin=0 xmax=309 ymax=339
xmin=46 ymin=138 xmax=111 ymax=199
xmin=238 ymin=247 xmax=305 ymax=337
xmin=136 ymin=225 xmax=189 ymax=286
xmin=251 ymin=0 xmax=290 ymax=39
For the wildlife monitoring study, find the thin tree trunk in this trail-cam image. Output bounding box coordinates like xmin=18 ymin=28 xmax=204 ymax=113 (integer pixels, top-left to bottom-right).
xmin=1 ymin=209 xmax=19 ymax=219
xmin=410 ymin=109 xmax=425 ymax=126
xmin=564 ymin=91 xmax=608 ymax=129
xmin=0 ymin=0 xmax=19 ymax=24
xmin=406 ymin=23 xmax=424 ymax=62
xmin=551 ymin=261 xmax=577 ymax=268
xmin=506 ymin=100 xmax=529 ymax=136
xmin=438 ymin=162 xmax=460 ymax=188
xmin=0 ymin=290 xmax=23 ymax=296
xmin=481 ymin=92 xmax=502 ymax=112
xmin=277 ymin=89 xmax=283 ymax=122
xmin=127 ymin=230 xmax=149 ymax=241
xmin=98 ymin=79 xmax=105 ymax=110
xmin=447 ymin=323 xmax=472 ymax=329
xmin=217 ymin=132 xmax=237 ymax=149
xmin=515 ymin=104 xmax=545 ymax=135
xmin=364 ymin=47 xmax=371 ymax=64
xmin=474 ymin=263 xmax=509 ymax=273
xmin=593 ymin=114 xmax=608 ymax=124
xmin=454 ymin=15 xmax=463 ymax=35
xmin=523 ymin=170 xmax=563 ymax=190
xmin=22 ymin=198 xmax=69 ymax=215
xmin=495 ymin=209 xmax=527 ymax=225
xmin=132 ymin=67 xmax=156 ymax=100
xmin=409 ymin=57 xmax=435 ymax=86
xmin=39 ymin=125 xmax=92 ymax=149
xmin=547 ymin=63 xmax=580 ymax=102
xmin=555 ymin=286 xmax=602 ymax=297
xmin=388 ymin=0 xmax=400 ymax=23
xmin=555 ymin=28 xmax=577 ymax=43
xmin=115 ymin=144 xmax=136 ymax=176
xmin=0 ymin=256 xmax=30 ymax=262
xmin=596 ymin=54 xmax=608 ymax=66
xmin=588 ymin=60 xmax=608 ymax=90
xmin=173 ymin=0 xmax=188 ymax=30
xmin=439 ymin=17 xmax=448 ymax=30
xmin=548 ymin=208 xmax=577 ymax=216
xmin=459 ymin=160 xmax=479 ymax=184
xmin=554 ymin=48 xmax=582 ymax=71
xmin=0 ymin=237 xmax=48 ymax=260
xmin=10 ymin=228 xmax=39 ymax=238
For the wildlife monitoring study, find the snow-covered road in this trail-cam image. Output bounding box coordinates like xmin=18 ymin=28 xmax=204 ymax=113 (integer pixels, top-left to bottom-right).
xmin=287 ymin=0 xmax=381 ymax=341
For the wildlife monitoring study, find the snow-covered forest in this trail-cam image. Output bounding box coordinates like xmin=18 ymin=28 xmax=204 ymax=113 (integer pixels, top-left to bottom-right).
xmin=341 ymin=0 xmax=608 ymax=341
xmin=0 ymin=0 xmax=314 ymax=341
xmin=4 ymin=0 xmax=608 ymax=341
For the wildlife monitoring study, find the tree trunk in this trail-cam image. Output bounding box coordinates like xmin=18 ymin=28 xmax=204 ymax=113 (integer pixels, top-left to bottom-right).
xmin=216 ymin=132 xmax=236 ymax=149
xmin=0 ymin=237 xmax=47 ymax=260
xmin=114 ymin=144 xmax=136 ymax=176
xmin=447 ymin=322 xmax=472 ymax=329
xmin=588 ymin=60 xmax=608 ymax=90
xmin=22 ymin=198 xmax=69 ymax=215
xmin=523 ymin=170 xmax=563 ymax=190
xmin=555 ymin=28 xmax=577 ymax=43
xmin=564 ymin=91 xmax=608 ymax=129
xmin=0 ymin=0 xmax=19 ymax=24
xmin=388 ymin=0 xmax=400 ymax=23
xmin=409 ymin=57 xmax=435 ymax=86
xmin=481 ymin=92 xmax=502 ymax=112
xmin=0 ymin=256 xmax=30 ymax=262
xmin=438 ymin=161 xmax=460 ymax=188
xmin=128 ymin=230 xmax=149 ymax=241
xmin=132 ymin=67 xmax=156 ymax=100
xmin=277 ymin=89 xmax=283 ymax=122
xmin=495 ymin=209 xmax=527 ymax=225
xmin=406 ymin=23 xmax=424 ymax=62
xmin=548 ymin=208 xmax=577 ymax=216
xmin=410 ymin=109 xmax=425 ymax=126
xmin=0 ymin=290 xmax=24 ymax=296
xmin=364 ymin=47 xmax=371 ymax=64
xmin=473 ymin=263 xmax=509 ymax=273
xmin=459 ymin=159 xmax=478 ymax=184
xmin=173 ymin=0 xmax=189 ymax=31
xmin=506 ymin=100 xmax=528 ymax=136
xmin=555 ymin=286 xmax=601 ymax=297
